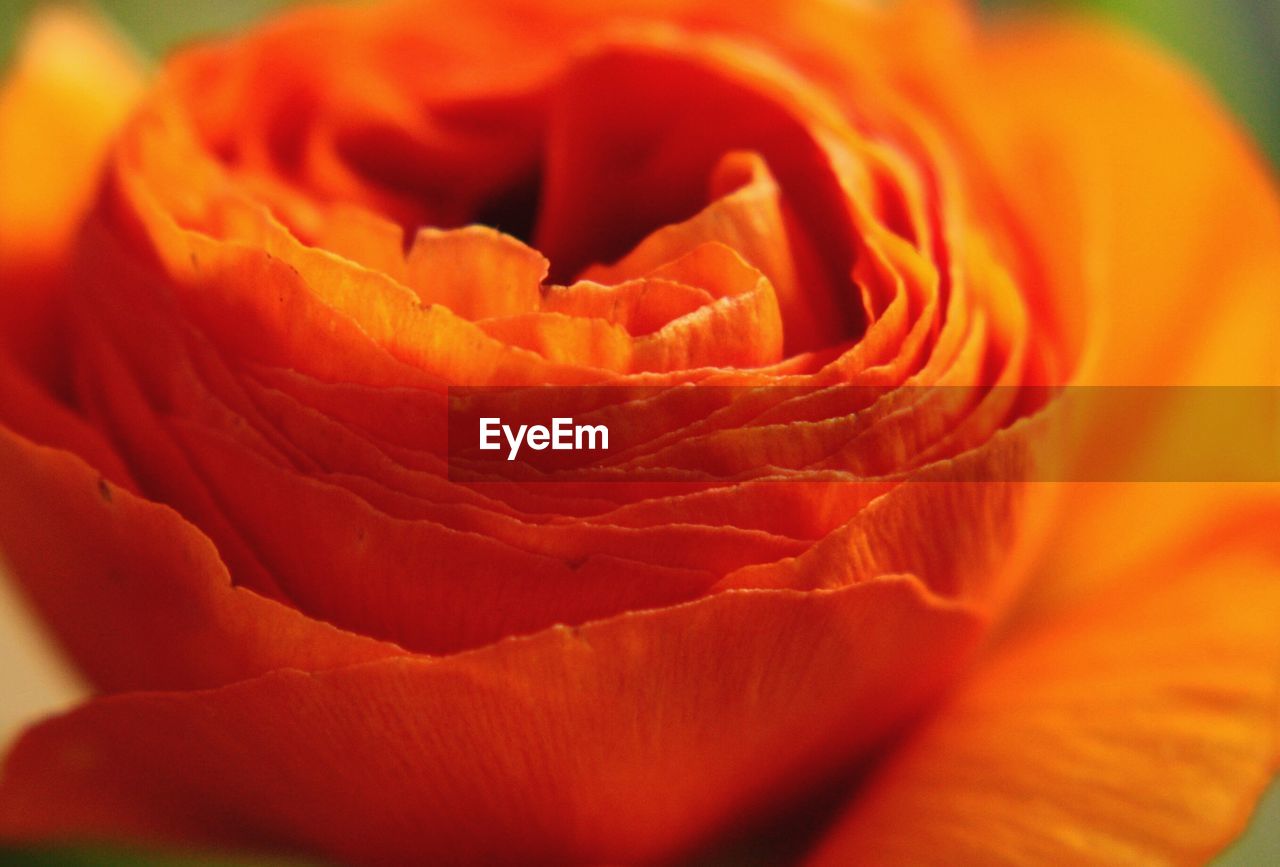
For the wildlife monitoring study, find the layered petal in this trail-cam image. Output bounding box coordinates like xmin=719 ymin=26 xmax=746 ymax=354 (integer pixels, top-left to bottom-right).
xmin=12 ymin=0 xmax=1046 ymax=661
xmin=905 ymin=18 xmax=1280 ymax=387
xmin=0 ymin=576 xmax=982 ymax=866
xmin=807 ymin=509 xmax=1280 ymax=866
xmin=0 ymin=425 xmax=401 ymax=693
xmin=914 ymin=19 xmax=1280 ymax=617
xmin=2 ymin=3 xmax=1267 ymax=865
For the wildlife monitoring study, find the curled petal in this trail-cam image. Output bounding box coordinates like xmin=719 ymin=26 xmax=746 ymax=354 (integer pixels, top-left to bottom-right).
xmin=807 ymin=514 xmax=1280 ymax=866
xmin=0 ymin=425 xmax=401 ymax=692
xmin=0 ymin=576 xmax=982 ymax=866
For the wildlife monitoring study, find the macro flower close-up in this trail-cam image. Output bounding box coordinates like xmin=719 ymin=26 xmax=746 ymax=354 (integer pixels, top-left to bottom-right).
xmin=0 ymin=0 xmax=1277 ymax=865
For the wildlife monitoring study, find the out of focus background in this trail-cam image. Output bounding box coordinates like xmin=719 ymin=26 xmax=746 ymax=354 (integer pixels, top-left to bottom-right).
xmin=0 ymin=0 xmax=1276 ymax=865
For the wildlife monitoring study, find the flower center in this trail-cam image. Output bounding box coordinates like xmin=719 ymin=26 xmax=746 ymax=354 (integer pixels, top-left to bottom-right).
xmin=174 ymin=30 xmax=873 ymax=352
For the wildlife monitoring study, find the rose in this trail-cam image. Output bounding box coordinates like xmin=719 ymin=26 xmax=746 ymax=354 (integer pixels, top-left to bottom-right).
xmin=0 ymin=1 xmax=1277 ymax=864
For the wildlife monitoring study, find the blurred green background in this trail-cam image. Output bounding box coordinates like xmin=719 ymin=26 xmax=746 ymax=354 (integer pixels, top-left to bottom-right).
xmin=0 ymin=0 xmax=1277 ymax=865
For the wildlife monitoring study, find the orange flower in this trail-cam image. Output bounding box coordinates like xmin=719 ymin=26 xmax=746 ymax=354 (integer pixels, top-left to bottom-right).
xmin=0 ymin=1 xmax=1277 ymax=864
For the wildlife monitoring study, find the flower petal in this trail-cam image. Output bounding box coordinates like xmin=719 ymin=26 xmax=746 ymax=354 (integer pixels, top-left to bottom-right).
xmin=0 ymin=576 xmax=982 ymax=865
xmin=0 ymin=425 xmax=401 ymax=693
xmin=909 ymin=19 xmax=1280 ymax=615
xmin=806 ymin=513 xmax=1280 ymax=866
xmin=918 ymin=19 xmax=1280 ymax=387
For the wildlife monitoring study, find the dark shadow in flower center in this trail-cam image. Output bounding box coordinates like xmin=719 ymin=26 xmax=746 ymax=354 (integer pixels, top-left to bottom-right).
xmin=321 ymin=48 xmax=868 ymax=350
xmin=471 ymin=169 xmax=544 ymax=248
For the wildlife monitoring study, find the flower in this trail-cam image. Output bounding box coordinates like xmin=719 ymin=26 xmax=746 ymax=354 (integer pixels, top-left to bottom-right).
xmin=0 ymin=1 xmax=1277 ymax=865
